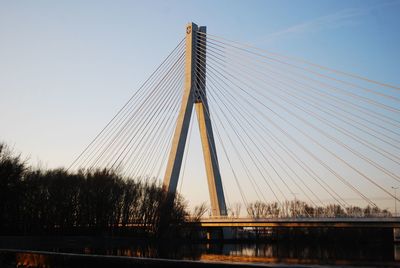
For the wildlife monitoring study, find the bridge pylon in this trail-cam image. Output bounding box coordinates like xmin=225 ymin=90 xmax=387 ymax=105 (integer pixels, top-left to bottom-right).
xmin=163 ymin=23 xmax=227 ymax=217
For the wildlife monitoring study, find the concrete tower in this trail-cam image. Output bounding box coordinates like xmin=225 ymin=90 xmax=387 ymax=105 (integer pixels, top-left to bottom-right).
xmin=162 ymin=23 xmax=227 ymax=217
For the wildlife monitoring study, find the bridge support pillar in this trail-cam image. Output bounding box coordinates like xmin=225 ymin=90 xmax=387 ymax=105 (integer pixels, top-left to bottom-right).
xmin=205 ymin=227 xmax=235 ymax=240
xmin=222 ymin=227 xmax=234 ymax=239
xmin=163 ymin=22 xmax=227 ymax=217
xmin=394 ymin=228 xmax=400 ymax=242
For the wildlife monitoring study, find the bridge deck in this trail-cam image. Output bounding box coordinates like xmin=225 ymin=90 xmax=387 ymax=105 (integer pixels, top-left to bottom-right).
xmin=199 ymin=217 xmax=400 ymax=228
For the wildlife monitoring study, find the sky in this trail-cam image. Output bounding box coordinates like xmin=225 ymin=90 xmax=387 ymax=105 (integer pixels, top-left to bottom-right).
xmin=1 ymin=0 xmax=400 ymax=212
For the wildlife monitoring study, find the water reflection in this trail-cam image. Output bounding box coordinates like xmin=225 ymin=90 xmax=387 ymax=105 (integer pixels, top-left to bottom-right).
xmin=395 ymin=244 xmax=400 ymax=261
xmin=1 ymin=238 xmax=398 ymax=267
xmin=197 ymin=242 xmax=396 ymax=265
xmin=16 ymin=253 xmax=49 ymax=267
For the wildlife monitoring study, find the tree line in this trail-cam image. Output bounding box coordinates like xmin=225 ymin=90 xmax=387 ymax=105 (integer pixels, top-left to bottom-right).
xmin=0 ymin=143 xmax=187 ymax=236
xmin=0 ymin=142 xmax=392 ymax=236
xmin=240 ymin=200 xmax=391 ymax=218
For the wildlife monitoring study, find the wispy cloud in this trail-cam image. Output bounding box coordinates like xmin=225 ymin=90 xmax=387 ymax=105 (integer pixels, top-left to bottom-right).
xmin=255 ymin=1 xmax=399 ymax=44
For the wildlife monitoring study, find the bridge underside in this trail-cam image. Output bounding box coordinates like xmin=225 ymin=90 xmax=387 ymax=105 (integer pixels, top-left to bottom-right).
xmin=199 ymin=218 xmax=400 ymax=228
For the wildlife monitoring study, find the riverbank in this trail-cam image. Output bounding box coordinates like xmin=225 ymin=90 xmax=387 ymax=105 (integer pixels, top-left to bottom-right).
xmin=0 ymin=249 xmax=275 ymax=268
xmin=1 ymin=248 xmax=397 ymax=268
xmin=0 ymin=236 xmax=398 ymax=267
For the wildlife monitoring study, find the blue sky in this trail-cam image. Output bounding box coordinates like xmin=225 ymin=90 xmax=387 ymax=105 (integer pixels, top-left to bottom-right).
xmin=1 ymin=0 xmax=399 ymax=211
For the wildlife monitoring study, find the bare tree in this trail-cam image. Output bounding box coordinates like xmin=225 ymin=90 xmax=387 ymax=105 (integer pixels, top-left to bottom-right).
xmin=191 ymin=202 xmax=208 ymax=221
xmin=232 ymin=203 xmax=242 ymax=218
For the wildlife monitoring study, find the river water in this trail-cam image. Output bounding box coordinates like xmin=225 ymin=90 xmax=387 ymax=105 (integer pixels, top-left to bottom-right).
xmin=0 ymin=237 xmax=398 ymax=267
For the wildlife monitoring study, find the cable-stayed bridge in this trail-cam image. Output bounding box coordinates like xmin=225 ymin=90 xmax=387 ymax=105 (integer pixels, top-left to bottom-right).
xmin=68 ymin=23 xmax=400 ymax=229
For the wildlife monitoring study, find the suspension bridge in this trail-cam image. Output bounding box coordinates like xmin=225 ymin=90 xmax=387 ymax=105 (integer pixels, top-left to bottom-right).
xmin=68 ymin=23 xmax=400 ymax=231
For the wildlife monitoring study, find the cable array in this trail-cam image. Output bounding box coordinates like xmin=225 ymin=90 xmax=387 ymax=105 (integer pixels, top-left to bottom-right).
xmin=70 ymin=30 xmax=400 ymax=213
xmin=69 ymin=39 xmax=186 ymax=179
xmin=195 ymin=31 xmax=400 ymax=210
